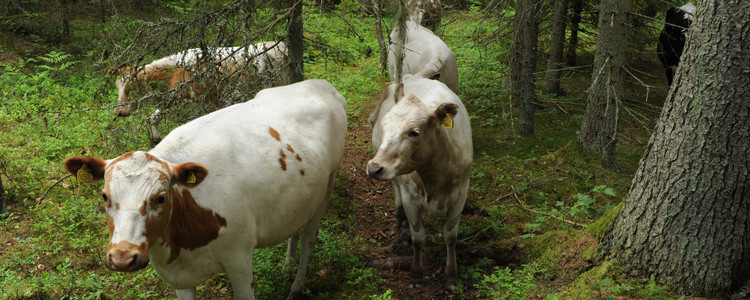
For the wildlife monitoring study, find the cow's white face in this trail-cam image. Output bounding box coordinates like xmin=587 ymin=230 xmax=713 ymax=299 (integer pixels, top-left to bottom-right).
xmin=114 ymin=68 xmax=135 ymax=117
xmin=367 ymin=94 xmax=457 ymax=181
xmin=64 ymin=151 xmax=208 ymax=272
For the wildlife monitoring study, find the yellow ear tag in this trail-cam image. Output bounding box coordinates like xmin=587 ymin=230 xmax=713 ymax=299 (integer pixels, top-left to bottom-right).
xmin=77 ymin=164 xmax=94 ymax=183
xmin=186 ymin=172 xmax=197 ymax=184
xmin=441 ymin=113 xmax=454 ymax=129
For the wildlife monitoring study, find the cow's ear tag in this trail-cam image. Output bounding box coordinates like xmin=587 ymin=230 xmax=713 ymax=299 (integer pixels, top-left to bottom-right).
xmin=441 ymin=114 xmax=454 ymax=129
xmin=186 ymin=172 xmax=197 ymax=184
xmin=77 ymin=164 xmax=94 ymax=183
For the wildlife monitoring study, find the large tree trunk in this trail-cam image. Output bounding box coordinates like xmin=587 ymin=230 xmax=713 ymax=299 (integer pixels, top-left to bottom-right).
xmin=543 ymin=0 xmax=568 ymax=95
xmin=509 ymin=0 xmax=540 ymax=136
xmin=598 ymin=0 xmax=750 ymax=297
xmin=566 ymin=0 xmax=582 ymax=66
xmin=287 ymin=0 xmax=305 ymax=83
xmin=577 ymin=0 xmax=630 ymax=169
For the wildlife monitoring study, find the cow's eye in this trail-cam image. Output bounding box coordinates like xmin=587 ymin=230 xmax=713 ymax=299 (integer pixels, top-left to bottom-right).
xmin=408 ymin=130 xmax=420 ymax=137
xmin=157 ymin=195 xmax=166 ymax=204
xmin=101 ymin=193 xmax=108 ymax=202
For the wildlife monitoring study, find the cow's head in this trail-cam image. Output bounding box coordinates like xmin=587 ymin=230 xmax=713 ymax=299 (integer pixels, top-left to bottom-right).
xmin=64 ymin=151 xmax=208 ymax=272
xmin=367 ymin=90 xmax=458 ymax=181
xmin=113 ymin=67 xmax=137 ymax=117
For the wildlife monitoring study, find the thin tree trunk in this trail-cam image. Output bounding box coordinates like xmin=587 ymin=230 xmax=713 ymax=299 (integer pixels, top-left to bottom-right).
xmin=371 ymin=0 xmax=388 ymax=73
xmin=287 ymin=0 xmax=304 ymax=83
xmin=598 ymin=0 xmax=750 ymax=296
xmin=566 ymin=0 xmax=582 ymax=66
xmin=0 ymin=176 xmax=7 ymax=220
xmin=578 ymin=0 xmax=630 ymax=169
xmin=543 ymin=0 xmax=568 ymax=95
xmin=509 ymin=0 xmax=540 ymax=136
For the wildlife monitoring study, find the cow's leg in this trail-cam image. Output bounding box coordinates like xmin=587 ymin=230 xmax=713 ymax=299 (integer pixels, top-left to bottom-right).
xmin=392 ymin=180 xmax=411 ymax=246
xmin=225 ymin=254 xmax=256 ymax=300
xmin=287 ymin=171 xmax=334 ymax=300
xmin=398 ymin=179 xmax=426 ymax=288
xmin=175 ymin=288 xmax=197 ymax=300
xmin=149 ymin=108 xmax=163 ymax=144
xmin=283 ymin=231 xmax=301 ymax=281
xmin=443 ymin=201 xmax=464 ymax=294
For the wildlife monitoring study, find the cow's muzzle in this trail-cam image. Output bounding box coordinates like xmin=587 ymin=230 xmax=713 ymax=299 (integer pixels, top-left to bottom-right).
xmin=105 ymin=242 xmax=149 ymax=272
xmin=366 ymin=161 xmax=388 ymax=181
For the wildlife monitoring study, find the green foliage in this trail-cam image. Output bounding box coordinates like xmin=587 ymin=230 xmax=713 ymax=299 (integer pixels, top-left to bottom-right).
xmin=475 ymin=262 xmax=549 ymax=299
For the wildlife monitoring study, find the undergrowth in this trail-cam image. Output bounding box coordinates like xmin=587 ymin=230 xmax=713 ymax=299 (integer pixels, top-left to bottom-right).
xmin=0 ymin=1 xmax=679 ymax=299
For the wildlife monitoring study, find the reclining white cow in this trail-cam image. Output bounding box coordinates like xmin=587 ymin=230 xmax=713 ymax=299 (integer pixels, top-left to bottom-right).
xmin=65 ymin=79 xmax=347 ymax=299
xmin=388 ymin=20 xmax=458 ymax=94
xmin=367 ymin=75 xmax=472 ymax=294
xmin=113 ymin=41 xmax=290 ymax=143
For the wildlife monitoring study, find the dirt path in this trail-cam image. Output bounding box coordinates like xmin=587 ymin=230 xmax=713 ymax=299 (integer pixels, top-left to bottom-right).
xmin=339 ymin=116 xmax=497 ymax=299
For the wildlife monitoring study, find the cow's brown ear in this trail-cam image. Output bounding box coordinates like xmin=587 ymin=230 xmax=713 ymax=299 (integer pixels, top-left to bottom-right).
xmin=173 ymin=163 xmax=209 ymax=188
xmin=394 ymin=83 xmax=405 ymax=103
xmin=432 ymin=103 xmax=459 ymax=128
xmin=64 ymin=156 xmax=107 ymax=183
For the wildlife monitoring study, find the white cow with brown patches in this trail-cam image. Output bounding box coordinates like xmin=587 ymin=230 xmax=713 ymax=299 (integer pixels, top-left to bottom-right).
xmin=65 ymin=79 xmax=347 ymax=300
xmin=367 ymin=75 xmax=472 ymax=294
xmin=388 ymin=20 xmax=458 ymax=94
xmin=114 ymin=41 xmax=291 ymax=143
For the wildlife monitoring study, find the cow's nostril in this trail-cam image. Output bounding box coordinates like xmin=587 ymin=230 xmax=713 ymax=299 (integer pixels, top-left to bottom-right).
xmin=129 ymin=254 xmax=138 ymax=267
xmin=367 ymin=164 xmax=384 ymax=178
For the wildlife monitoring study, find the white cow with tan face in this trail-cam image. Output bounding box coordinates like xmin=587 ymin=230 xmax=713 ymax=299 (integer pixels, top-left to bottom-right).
xmin=113 ymin=41 xmax=291 ymax=143
xmin=367 ymin=75 xmax=472 ymax=294
xmin=388 ymin=20 xmax=458 ymax=94
xmin=65 ymin=79 xmax=347 ymax=300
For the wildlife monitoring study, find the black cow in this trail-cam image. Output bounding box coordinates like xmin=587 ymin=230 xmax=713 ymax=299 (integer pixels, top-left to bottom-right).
xmin=657 ymin=2 xmax=696 ymax=86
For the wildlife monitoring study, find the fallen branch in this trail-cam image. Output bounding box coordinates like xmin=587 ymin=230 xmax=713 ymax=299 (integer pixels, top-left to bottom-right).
xmin=37 ymin=174 xmax=72 ymax=204
xmin=511 ymin=185 xmax=585 ymax=229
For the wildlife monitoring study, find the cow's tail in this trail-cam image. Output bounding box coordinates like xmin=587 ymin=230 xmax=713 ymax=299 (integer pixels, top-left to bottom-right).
xmin=415 ymin=49 xmax=449 ymax=80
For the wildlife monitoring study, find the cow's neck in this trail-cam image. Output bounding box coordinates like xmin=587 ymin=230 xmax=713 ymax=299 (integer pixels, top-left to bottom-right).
xmin=414 ymin=129 xmax=461 ymax=197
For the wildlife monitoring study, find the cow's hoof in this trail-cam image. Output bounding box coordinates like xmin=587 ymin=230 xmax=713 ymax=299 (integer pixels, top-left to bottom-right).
xmin=446 ymin=284 xmax=458 ymax=295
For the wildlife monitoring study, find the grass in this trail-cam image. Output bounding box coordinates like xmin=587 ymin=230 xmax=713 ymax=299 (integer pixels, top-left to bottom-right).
xmin=0 ymin=1 xmax=681 ymax=299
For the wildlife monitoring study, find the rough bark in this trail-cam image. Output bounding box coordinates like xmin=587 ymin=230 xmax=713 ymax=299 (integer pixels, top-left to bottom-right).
xmin=566 ymin=0 xmax=582 ymax=66
xmin=543 ymin=0 xmax=569 ymax=95
xmin=509 ymin=0 xmax=540 ymax=136
xmin=287 ymin=0 xmax=305 ymax=83
xmin=578 ymin=0 xmax=630 ymax=169
xmin=598 ymin=1 xmax=750 ymax=297
xmin=371 ymin=0 xmax=388 ymax=73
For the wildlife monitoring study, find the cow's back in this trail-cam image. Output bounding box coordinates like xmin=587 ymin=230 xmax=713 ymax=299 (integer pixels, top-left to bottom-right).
xmin=388 ymin=21 xmax=459 ymax=94
xmin=150 ymin=79 xmax=346 ymax=248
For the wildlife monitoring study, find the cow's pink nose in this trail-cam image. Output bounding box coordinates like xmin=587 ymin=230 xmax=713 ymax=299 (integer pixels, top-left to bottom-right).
xmin=106 ymin=244 xmax=148 ymax=272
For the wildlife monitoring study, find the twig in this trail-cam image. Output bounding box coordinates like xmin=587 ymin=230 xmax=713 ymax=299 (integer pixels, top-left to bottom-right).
xmin=511 ymin=185 xmax=585 ymax=228
xmin=37 ymin=174 xmax=72 ymax=204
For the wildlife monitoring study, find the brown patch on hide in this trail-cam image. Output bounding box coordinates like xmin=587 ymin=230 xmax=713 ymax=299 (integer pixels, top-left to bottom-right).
xmin=409 ymin=173 xmax=427 ymax=198
xmin=279 ymin=158 xmax=287 ymax=171
xmin=300 ymin=170 xmax=305 ymax=176
xmin=280 ymin=149 xmax=287 ymax=160
xmin=295 ymin=154 xmax=302 ymax=162
xmin=269 ymin=127 xmax=281 ymax=141
xmin=107 ymin=215 xmax=114 ymax=240
xmin=286 ymin=144 xmax=295 ymax=153
xmin=145 ymin=192 xmax=172 ymax=247
xmin=163 ymin=188 xmax=227 ymax=264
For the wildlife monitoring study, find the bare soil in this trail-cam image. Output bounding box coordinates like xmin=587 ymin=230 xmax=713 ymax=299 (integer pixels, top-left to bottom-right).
xmin=338 ymin=116 xmax=514 ymax=299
